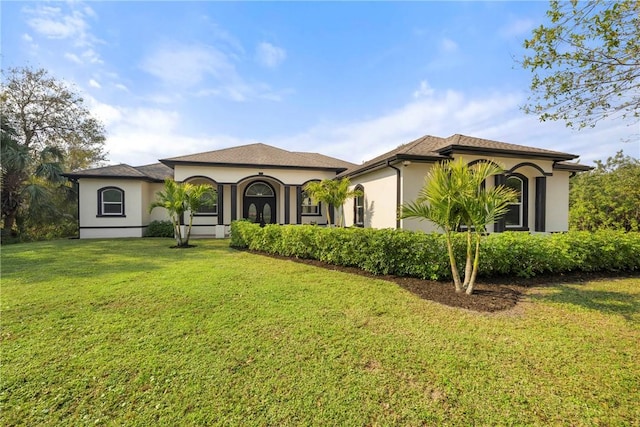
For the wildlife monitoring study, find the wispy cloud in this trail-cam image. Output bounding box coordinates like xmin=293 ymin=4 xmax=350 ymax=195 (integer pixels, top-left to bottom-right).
xmin=413 ymin=80 xmax=435 ymax=99
xmin=88 ymin=79 xmax=101 ymax=89
xmin=440 ymin=37 xmax=458 ymax=53
xmin=500 ymin=17 xmax=535 ymax=39
xmin=140 ymin=41 xmax=288 ymax=102
xmin=23 ymin=2 xmax=103 ymax=64
xmin=256 ymin=42 xmax=287 ymax=68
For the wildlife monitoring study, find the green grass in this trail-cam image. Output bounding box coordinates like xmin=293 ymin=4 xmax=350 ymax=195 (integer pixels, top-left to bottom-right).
xmin=1 ymin=239 xmax=639 ymax=426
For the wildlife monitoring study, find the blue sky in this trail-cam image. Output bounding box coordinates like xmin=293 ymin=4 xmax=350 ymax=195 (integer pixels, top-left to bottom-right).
xmin=2 ymin=1 xmax=638 ymax=167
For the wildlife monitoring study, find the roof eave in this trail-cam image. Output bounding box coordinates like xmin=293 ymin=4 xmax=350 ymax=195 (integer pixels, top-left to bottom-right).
xmin=160 ymin=159 xmax=349 ymax=173
xmin=62 ymin=173 xmax=164 ymax=182
xmin=438 ymin=145 xmax=578 ymax=161
xmin=340 ymin=154 xmax=446 ymax=178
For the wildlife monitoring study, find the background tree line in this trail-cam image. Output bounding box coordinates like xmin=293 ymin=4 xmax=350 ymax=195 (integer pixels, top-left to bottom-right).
xmin=1 ymin=67 xmax=106 ymax=242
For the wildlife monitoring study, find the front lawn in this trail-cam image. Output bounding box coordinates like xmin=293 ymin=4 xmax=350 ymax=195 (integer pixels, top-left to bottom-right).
xmin=1 ymin=239 xmax=638 ymax=425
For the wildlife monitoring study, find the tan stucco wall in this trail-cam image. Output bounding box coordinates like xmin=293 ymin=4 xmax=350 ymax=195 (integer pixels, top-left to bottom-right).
xmin=546 ymin=171 xmax=571 ymax=232
xmin=346 ymin=154 xmax=571 ymax=233
xmin=173 ymin=165 xmax=336 ymax=185
xmin=345 ymin=167 xmax=398 ymax=229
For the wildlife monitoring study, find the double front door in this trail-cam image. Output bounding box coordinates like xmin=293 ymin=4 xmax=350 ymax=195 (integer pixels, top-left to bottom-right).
xmin=243 ymin=181 xmax=276 ymax=225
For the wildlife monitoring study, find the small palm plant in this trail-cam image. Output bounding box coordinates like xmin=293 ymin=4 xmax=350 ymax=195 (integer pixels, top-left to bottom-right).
xmin=304 ymin=178 xmax=362 ymax=227
xmin=400 ymin=158 xmax=516 ymax=294
xmin=149 ymin=179 xmax=216 ymax=247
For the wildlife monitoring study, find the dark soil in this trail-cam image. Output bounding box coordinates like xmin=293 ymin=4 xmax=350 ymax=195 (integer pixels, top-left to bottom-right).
xmin=249 ymin=250 xmax=639 ymax=313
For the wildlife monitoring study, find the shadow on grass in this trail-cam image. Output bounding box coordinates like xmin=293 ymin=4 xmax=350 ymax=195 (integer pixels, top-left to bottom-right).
xmin=529 ymin=285 xmax=640 ymax=323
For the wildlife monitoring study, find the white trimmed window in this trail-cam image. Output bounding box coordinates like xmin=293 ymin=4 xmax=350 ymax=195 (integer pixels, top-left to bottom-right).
xmin=354 ymin=185 xmax=364 ymax=227
xmin=505 ymin=176 xmax=524 ymax=228
xmin=98 ymin=187 xmax=124 ymax=216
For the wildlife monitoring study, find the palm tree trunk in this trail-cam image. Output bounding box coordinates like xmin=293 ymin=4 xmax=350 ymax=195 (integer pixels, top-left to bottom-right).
xmin=185 ymin=213 xmax=194 ymax=245
xmin=444 ymin=230 xmax=463 ymax=292
xmin=463 ymin=229 xmax=472 ymax=289
xmin=172 ymin=216 xmax=182 ymax=246
xmin=466 ymin=233 xmax=482 ymax=295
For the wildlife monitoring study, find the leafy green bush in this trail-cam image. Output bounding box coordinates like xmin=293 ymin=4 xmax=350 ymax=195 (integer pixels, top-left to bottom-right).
xmin=144 ymin=220 xmax=174 ymax=238
xmin=229 ymin=221 xmax=640 ymax=280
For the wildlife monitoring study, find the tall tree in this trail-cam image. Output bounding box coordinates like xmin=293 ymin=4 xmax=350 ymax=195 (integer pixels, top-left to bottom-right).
xmin=149 ymin=179 xmax=216 ymax=247
xmin=521 ymin=0 xmax=640 ymax=128
xmin=400 ymin=159 xmax=516 ymax=295
xmin=1 ymin=67 xmax=106 ymax=238
xmin=570 ymin=150 xmax=640 ymax=231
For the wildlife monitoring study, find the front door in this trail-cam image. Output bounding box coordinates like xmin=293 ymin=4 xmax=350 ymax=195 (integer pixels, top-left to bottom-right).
xmin=243 ymin=181 xmax=277 ymax=224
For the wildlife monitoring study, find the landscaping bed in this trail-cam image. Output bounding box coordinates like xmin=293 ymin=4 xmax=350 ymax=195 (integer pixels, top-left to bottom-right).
xmin=253 ymin=250 xmax=639 ymax=312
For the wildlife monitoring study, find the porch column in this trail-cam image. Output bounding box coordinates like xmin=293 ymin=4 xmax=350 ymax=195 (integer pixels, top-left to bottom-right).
xmin=296 ymin=186 xmax=302 ymax=224
xmin=217 ymin=184 xmax=224 ymax=225
xmin=284 ymin=185 xmax=291 ymax=224
xmin=535 ymin=177 xmax=546 ymax=232
xmin=230 ymin=184 xmax=237 ymax=222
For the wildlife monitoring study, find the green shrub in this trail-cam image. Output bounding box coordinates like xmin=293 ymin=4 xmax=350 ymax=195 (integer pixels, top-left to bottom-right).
xmin=229 ymin=221 xmax=640 ymax=280
xmin=144 ymin=220 xmax=174 ymax=238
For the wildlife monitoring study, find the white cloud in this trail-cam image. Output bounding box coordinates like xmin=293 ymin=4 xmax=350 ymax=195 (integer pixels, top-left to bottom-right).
xmin=500 ymin=18 xmax=535 ymax=38
xmin=440 ymin=37 xmax=458 ymax=53
xmin=88 ymin=79 xmax=101 ymax=89
xmin=413 ymin=80 xmax=435 ymax=99
xmin=64 ymin=52 xmax=83 ymax=64
xmin=23 ymin=2 xmax=103 ymax=63
xmin=274 ymin=84 xmax=633 ymax=167
xmin=22 ymin=33 xmax=33 ymax=42
xmin=140 ymin=43 xmax=235 ymax=88
xmin=141 ymin=42 xmax=287 ymax=102
xmin=114 ymin=83 xmax=129 ymax=92
xmin=256 ymin=42 xmax=287 ymax=68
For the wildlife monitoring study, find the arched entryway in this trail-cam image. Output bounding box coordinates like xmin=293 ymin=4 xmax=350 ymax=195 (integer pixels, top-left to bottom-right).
xmin=243 ymin=181 xmax=277 ymax=224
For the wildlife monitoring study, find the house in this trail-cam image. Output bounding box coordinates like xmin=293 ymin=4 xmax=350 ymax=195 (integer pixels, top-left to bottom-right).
xmin=64 ymin=134 xmax=591 ymax=238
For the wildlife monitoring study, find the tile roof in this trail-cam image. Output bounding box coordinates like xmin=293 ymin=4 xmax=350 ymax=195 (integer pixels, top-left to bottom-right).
xmin=161 ymin=143 xmax=356 ymax=171
xmin=64 ymin=163 xmax=173 ymax=181
xmin=340 ymin=133 xmax=579 ymax=177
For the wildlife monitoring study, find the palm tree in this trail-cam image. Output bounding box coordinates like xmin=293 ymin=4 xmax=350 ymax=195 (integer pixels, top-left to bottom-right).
xmin=1 ymin=119 xmax=66 ymax=238
xmin=304 ymin=178 xmax=362 ymax=227
xmin=149 ymin=179 xmax=215 ymax=247
xmin=400 ymin=158 xmax=516 ymax=294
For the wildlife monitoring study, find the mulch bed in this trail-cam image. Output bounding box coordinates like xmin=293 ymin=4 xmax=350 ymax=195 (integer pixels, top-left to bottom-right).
xmin=249 ymin=250 xmax=639 ymax=313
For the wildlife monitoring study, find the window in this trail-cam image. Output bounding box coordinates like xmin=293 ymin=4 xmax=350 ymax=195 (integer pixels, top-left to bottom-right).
xmin=98 ymin=187 xmax=124 ymax=216
xmin=195 ymin=191 xmax=218 ymax=215
xmin=301 ymin=191 xmax=320 ymax=215
xmin=245 ymin=182 xmax=274 ymax=197
xmin=505 ymin=175 xmax=527 ymax=228
xmin=354 ymin=185 xmax=364 ymax=227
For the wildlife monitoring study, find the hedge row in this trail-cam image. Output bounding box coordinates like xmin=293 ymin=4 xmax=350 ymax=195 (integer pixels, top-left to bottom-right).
xmin=230 ymin=221 xmax=640 ymax=280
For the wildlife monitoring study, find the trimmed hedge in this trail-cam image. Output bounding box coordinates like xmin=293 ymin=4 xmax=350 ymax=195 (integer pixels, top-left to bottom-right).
xmin=230 ymin=221 xmax=640 ymax=280
xmin=144 ymin=220 xmax=174 ymax=238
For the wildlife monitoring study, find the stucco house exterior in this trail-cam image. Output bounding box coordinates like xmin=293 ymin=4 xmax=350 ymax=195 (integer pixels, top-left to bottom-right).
xmin=64 ymin=134 xmax=590 ymax=239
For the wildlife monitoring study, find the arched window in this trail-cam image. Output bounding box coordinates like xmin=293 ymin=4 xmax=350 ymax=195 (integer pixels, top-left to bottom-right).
xmin=98 ymin=187 xmax=125 ymax=216
xmin=354 ymin=185 xmax=364 ymax=227
xmin=245 ymin=182 xmax=274 ymax=197
xmin=505 ymin=175 xmax=528 ymax=229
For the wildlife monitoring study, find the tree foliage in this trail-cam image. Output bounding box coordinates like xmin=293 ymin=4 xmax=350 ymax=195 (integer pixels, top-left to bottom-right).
xmin=303 ymin=178 xmax=362 ymax=227
xmin=149 ymin=179 xmax=216 ymax=247
xmin=400 ymin=159 xmax=516 ymax=295
xmin=570 ymin=150 xmax=640 ymax=231
xmin=1 ymin=67 xmax=106 ymax=240
xmin=521 ymin=0 xmax=640 ymax=128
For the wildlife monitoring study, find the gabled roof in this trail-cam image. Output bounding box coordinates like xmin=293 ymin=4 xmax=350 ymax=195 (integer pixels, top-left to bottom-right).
xmin=64 ymin=163 xmax=173 ymax=182
xmin=160 ymin=143 xmax=356 ymax=172
xmin=339 ymin=133 xmax=580 ymax=178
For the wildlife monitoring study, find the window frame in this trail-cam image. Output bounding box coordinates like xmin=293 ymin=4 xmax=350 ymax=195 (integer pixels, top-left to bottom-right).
xmin=97 ymin=186 xmax=125 ymax=217
xmin=504 ymin=174 xmax=529 ymax=231
xmin=194 ymin=190 xmax=218 ymax=216
xmin=354 ymin=185 xmax=365 ymax=227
